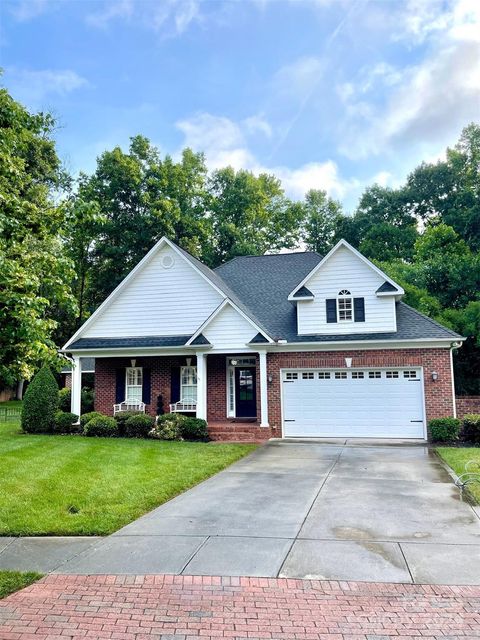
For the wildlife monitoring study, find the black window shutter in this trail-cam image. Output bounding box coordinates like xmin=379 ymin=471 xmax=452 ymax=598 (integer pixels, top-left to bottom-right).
xmin=142 ymin=368 xmax=151 ymax=404
xmin=354 ymin=297 xmax=365 ymax=322
xmin=170 ymin=366 xmax=181 ymax=403
xmin=115 ymin=369 xmax=126 ymax=403
xmin=326 ymin=299 xmax=337 ymax=323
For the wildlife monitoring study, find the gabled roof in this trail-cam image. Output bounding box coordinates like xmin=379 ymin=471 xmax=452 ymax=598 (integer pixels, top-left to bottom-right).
xmin=287 ymin=239 xmax=404 ymax=300
xmin=189 ymin=334 xmax=211 ymax=346
xmin=376 ymin=281 xmax=400 ymax=294
xmin=292 ymin=286 xmax=314 ymax=299
xmin=215 ymin=253 xmax=462 ymax=343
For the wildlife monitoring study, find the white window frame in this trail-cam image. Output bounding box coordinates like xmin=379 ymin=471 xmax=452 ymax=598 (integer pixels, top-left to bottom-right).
xmin=180 ymin=365 xmax=198 ymax=402
xmin=125 ymin=367 xmax=143 ymax=402
xmin=337 ymin=289 xmax=353 ymax=322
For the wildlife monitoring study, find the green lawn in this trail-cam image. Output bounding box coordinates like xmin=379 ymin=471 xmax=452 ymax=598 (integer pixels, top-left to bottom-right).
xmin=436 ymin=447 xmax=480 ymax=503
xmin=0 ymin=420 xmax=256 ymax=536
xmin=0 ymin=570 xmax=43 ymax=599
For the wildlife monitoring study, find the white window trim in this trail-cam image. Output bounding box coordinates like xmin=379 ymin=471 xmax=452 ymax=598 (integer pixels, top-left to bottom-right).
xmin=180 ymin=365 xmax=198 ymax=402
xmin=337 ymin=290 xmax=353 ymax=323
xmin=125 ymin=367 xmax=143 ymax=402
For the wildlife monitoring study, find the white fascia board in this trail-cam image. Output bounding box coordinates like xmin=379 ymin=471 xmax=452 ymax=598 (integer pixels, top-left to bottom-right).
xmin=264 ymin=337 xmax=464 ymax=351
xmin=62 ymin=236 xmax=228 ymax=351
xmin=187 ymin=299 xmax=274 ymax=345
xmin=61 ymin=345 xmax=207 ymax=358
xmin=288 ymin=239 xmax=405 ymax=300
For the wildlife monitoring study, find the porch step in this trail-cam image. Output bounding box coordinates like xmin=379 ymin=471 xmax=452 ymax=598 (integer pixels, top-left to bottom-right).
xmin=208 ymin=422 xmax=274 ymax=443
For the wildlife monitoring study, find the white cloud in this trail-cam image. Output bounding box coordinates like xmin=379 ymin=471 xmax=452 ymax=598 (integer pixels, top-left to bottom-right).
xmin=6 ymin=68 xmax=88 ymax=107
xmin=8 ymin=0 xmax=51 ymax=21
xmin=85 ymin=0 xmax=133 ymax=29
xmin=243 ymin=114 xmax=272 ymax=138
xmin=272 ymin=56 xmax=324 ymax=102
xmin=85 ymin=0 xmax=201 ymax=36
xmin=175 ymin=111 xmax=357 ymax=200
xmin=338 ymin=0 xmax=480 ymax=159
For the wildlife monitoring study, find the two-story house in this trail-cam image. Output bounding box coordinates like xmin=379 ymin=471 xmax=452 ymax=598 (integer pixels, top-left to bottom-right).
xmin=62 ymin=237 xmax=463 ymax=441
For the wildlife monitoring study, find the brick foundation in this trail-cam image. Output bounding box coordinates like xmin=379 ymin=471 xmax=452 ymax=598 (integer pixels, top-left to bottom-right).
xmin=456 ymin=395 xmax=480 ymax=418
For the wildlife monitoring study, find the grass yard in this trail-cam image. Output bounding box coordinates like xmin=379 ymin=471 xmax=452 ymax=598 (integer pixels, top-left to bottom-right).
xmin=436 ymin=447 xmax=480 ymax=503
xmin=0 ymin=420 xmax=256 ymax=536
xmin=0 ymin=571 xmax=43 ymax=599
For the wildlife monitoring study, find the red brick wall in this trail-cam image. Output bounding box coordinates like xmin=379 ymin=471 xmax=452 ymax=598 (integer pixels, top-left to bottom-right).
xmin=456 ymin=396 xmax=480 ymax=418
xmin=95 ymin=356 xmax=194 ymax=417
xmin=266 ymin=348 xmax=454 ymax=436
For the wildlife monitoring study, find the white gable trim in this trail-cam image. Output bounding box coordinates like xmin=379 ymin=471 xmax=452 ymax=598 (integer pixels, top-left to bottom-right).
xmin=287 ymin=239 xmax=405 ymax=300
xmin=62 ymin=237 xmax=229 ymax=350
xmin=186 ymin=299 xmax=273 ymax=346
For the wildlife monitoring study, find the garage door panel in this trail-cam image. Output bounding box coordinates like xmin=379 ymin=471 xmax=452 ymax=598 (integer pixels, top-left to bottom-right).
xmin=282 ymin=369 xmax=424 ymax=439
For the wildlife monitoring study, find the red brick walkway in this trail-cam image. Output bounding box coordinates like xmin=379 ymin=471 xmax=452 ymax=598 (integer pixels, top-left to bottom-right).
xmin=0 ymin=574 xmax=479 ymax=640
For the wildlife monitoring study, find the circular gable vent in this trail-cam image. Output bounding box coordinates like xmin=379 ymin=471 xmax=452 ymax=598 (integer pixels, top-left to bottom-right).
xmin=161 ymin=254 xmax=175 ymax=269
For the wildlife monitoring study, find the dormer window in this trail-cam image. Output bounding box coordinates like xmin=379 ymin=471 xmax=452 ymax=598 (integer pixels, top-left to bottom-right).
xmin=337 ymin=290 xmax=353 ymax=322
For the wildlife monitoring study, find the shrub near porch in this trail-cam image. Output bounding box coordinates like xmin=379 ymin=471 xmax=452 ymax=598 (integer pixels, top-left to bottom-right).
xmin=0 ymin=420 xmax=256 ymax=536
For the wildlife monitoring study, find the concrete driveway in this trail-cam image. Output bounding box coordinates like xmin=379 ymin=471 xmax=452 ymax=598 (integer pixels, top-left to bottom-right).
xmin=44 ymin=441 xmax=480 ymax=583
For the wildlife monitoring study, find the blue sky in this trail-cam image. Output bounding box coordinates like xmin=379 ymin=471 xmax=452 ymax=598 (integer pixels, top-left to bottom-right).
xmin=1 ymin=0 xmax=479 ymax=211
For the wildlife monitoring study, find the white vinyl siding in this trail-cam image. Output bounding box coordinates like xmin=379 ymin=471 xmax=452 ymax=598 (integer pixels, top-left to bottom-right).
xmin=297 ymin=245 xmax=396 ymax=335
xmin=282 ymin=368 xmax=425 ymax=438
xmin=82 ymin=246 xmax=224 ymax=338
xmin=203 ymin=303 xmax=257 ymax=349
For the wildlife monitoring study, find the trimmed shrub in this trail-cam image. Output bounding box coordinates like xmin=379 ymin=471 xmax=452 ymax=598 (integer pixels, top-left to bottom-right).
xmin=125 ymin=414 xmax=155 ymax=438
xmin=462 ymin=414 xmax=480 ymax=445
xmin=149 ymin=414 xmax=183 ymax=441
xmin=58 ymin=387 xmax=71 ymax=411
xmin=180 ymin=417 xmax=209 ymax=441
xmin=22 ymin=366 xmax=59 ymax=433
xmin=79 ymin=411 xmax=103 ymax=429
xmin=58 ymin=387 xmax=94 ymax=414
xmin=54 ymin=411 xmax=80 ymax=434
xmin=83 ymin=415 xmax=118 ymax=438
xmin=429 ymin=417 xmax=461 ymax=443
xmin=114 ymin=410 xmax=142 ymax=436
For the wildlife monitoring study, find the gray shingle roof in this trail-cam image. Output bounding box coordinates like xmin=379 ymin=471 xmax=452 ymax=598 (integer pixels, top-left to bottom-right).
xmin=214 ymin=252 xmax=461 ymax=343
xmin=69 ymin=336 xmax=191 ymax=350
xmin=190 ymin=333 xmax=211 ymax=345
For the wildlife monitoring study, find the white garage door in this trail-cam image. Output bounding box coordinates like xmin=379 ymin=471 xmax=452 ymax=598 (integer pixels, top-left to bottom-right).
xmin=282 ymin=368 xmax=425 ymax=439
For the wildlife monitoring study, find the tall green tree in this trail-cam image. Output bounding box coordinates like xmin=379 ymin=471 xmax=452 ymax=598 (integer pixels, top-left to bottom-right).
xmin=0 ymin=85 xmax=75 ymax=386
xmin=76 ymin=137 xmax=210 ymax=308
xmin=406 ymin=122 xmax=480 ymax=250
xmin=353 ymin=185 xmax=419 ymax=261
xmin=301 ymin=189 xmax=344 ymax=255
xmin=204 ymin=167 xmax=304 ymax=266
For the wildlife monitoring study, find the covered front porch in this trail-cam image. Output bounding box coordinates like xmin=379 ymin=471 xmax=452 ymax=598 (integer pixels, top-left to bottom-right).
xmin=70 ymin=351 xmax=271 ymax=438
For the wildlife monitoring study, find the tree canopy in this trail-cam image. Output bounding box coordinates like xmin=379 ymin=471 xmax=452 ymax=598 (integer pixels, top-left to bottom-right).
xmin=0 ymin=78 xmax=478 ymax=394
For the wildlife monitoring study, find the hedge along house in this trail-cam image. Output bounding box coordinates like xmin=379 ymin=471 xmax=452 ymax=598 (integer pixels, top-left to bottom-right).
xmin=62 ymin=237 xmax=464 ymax=442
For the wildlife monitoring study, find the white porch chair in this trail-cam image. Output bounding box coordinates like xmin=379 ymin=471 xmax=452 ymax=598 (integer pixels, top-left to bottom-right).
xmin=113 ymin=400 xmax=146 ymax=415
xmin=169 ymin=399 xmax=197 ymax=414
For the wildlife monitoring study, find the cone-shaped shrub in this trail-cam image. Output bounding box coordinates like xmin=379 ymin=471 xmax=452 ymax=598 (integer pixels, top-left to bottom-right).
xmin=21 ymin=366 xmax=59 ymax=433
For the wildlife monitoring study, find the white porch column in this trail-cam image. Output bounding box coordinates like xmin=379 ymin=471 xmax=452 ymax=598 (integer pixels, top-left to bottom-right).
xmin=259 ymin=350 xmax=269 ymax=427
xmin=71 ymin=356 xmax=82 ymax=418
xmin=196 ymin=352 xmax=207 ymax=421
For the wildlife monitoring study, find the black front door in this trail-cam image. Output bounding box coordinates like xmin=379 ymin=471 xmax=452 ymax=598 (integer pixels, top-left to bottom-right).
xmin=234 ymin=367 xmax=257 ymax=418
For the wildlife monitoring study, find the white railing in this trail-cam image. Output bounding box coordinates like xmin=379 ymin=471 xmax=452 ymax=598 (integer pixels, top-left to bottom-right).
xmin=169 ymin=399 xmax=197 ymax=414
xmin=113 ymin=400 xmax=146 ymax=415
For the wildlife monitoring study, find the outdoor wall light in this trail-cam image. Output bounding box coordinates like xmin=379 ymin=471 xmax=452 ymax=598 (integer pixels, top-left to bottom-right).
xmin=345 ymin=357 xmax=352 ymax=368
xmin=230 ymin=359 xmax=238 ymax=366
xmin=432 ymin=371 xmax=439 ymax=382
xmin=268 ymin=374 xmax=273 ymax=383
